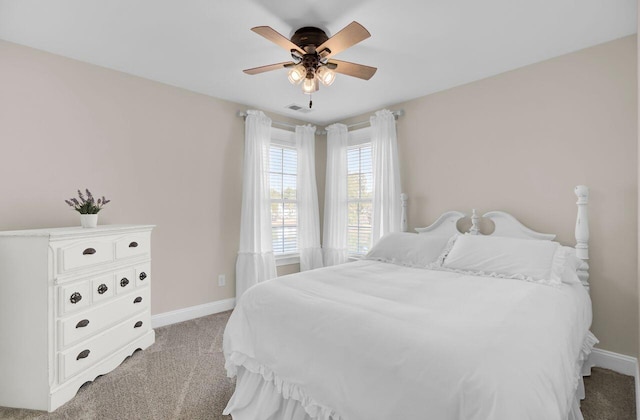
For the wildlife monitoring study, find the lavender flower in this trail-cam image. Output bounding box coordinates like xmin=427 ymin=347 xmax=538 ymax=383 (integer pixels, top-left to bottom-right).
xmin=65 ymin=189 xmax=110 ymax=214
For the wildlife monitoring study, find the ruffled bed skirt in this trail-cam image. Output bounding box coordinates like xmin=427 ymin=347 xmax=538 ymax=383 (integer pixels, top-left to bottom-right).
xmin=223 ymin=331 xmax=599 ymax=420
xmin=567 ymin=331 xmax=599 ymax=420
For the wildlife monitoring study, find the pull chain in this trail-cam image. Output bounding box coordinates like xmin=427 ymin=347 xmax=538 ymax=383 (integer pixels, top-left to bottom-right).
xmin=309 ymin=93 xmax=313 ymax=109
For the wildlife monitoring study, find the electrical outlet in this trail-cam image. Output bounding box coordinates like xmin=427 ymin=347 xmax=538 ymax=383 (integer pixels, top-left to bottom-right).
xmin=218 ymin=274 xmax=226 ymax=287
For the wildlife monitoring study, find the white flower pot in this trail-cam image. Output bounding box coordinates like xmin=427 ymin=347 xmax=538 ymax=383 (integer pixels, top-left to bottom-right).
xmin=80 ymin=214 xmax=98 ymax=228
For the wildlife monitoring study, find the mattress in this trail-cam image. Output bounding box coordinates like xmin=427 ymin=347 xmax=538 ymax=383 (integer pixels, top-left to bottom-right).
xmin=223 ymin=260 xmax=594 ymax=420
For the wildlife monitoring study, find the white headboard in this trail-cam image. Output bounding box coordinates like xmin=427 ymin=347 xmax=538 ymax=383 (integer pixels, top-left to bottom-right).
xmin=414 ymin=211 xmax=466 ymax=237
xmin=408 ymin=186 xmax=590 ymax=290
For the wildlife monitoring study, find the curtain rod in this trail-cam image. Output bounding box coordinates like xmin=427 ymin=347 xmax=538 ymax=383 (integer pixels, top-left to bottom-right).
xmin=237 ymin=109 xmax=405 ymax=135
xmin=347 ymin=109 xmax=405 ymax=129
xmin=236 ymin=111 xmax=298 ymax=131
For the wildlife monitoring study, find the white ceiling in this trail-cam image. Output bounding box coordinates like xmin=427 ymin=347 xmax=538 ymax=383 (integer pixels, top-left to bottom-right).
xmin=0 ymin=0 xmax=636 ymax=125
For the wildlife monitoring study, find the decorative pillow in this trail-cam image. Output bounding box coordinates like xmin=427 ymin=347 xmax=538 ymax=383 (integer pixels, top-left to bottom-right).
xmin=439 ymin=234 xmax=564 ymax=285
xmin=365 ymin=232 xmax=451 ymax=267
xmin=560 ymin=246 xmax=586 ymax=285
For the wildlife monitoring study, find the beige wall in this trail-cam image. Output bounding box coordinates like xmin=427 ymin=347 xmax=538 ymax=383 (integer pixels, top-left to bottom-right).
xmin=0 ymin=40 xmax=306 ymax=315
xmin=340 ymin=36 xmax=638 ymax=357
xmin=2 ymin=35 xmax=637 ymax=357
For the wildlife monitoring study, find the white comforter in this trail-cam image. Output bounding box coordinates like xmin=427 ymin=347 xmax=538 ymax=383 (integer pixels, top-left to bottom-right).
xmin=223 ymin=260 xmax=593 ymax=420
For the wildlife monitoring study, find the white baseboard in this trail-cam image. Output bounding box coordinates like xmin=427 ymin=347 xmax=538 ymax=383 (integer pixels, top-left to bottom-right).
xmin=586 ymin=347 xmax=639 ymax=420
xmin=587 ymin=347 xmax=638 ymax=377
xmin=151 ymin=298 xmax=235 ymax=329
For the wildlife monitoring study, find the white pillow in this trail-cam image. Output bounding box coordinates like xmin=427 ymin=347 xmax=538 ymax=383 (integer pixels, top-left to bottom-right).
xmin=365 ymin=232 xmax=451 ymax=267
xmin=560 ymin=246 xmax=587 ymax=285
xmin=439 ymin=234 xmax=564 ymax=285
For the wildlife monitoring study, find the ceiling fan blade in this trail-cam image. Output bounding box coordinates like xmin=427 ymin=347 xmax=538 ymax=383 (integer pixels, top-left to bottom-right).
xmin=317 ymin=21 xmax=370 ymax=59
xmin=251 ymin=26 xmax=305 ymax=55
xmin=328 ymin=59 xmax=377 ymax=80
xmin=243 ymin=62 xmax=295 ymax=75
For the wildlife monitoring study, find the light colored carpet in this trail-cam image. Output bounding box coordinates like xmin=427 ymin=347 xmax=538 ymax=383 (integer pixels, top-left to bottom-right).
xmin=0 ymin=311 xmax=634 ymax=420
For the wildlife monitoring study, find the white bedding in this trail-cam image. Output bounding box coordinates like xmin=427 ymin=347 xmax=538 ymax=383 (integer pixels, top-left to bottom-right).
xmin=223 ymin=260 xmax=594 ymax=420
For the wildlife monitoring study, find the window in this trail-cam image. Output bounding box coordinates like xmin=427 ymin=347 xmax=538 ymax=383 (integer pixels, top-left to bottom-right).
xmin=347 ymin=129 xmax=373 ymax=256
xmin=269 ymin=130 xmax=298 ymax=257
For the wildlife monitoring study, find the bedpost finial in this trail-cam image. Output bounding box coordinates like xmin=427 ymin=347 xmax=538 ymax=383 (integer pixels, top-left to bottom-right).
xmin=575 ymin=185 xmax=589 ymax=203
xmin=469 ymin=209 xmax=480 ymax=235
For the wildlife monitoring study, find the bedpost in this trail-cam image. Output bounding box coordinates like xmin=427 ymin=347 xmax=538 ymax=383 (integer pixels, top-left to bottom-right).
xmin=574 ymin=185 xmax=589 ymax=290
xmin=401 ymin=193 xmax=408 ymax=232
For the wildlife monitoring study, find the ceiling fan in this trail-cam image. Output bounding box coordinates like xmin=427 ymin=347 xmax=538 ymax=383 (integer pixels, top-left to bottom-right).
xmin=243 ymin=21 xmax=377 ymax=108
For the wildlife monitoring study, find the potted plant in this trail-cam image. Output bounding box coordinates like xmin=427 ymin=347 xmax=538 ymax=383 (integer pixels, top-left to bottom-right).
xmin=65 ymin=189 xmax=110 ymax=228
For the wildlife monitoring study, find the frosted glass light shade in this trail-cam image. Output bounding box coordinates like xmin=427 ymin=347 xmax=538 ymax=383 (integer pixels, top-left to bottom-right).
xmin=302 ymin=77 xmax=319 ymax=94
xmin=287 ymin=65 xmax=305 ymax=85
xmin=316 ymin=66 xmax=336 ymax=86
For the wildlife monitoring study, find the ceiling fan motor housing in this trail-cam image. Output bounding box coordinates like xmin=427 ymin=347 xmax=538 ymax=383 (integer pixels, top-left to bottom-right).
xmin=291 ymin=27 xmax=329 ymax=51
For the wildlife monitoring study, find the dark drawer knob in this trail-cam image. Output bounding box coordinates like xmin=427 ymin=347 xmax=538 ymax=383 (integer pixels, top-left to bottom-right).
xmin=82 ymin=248 xmax=96 ymax=255
xmin=139 ymin=272 xmax=147 ymax=281
xmin=69 ymin=292 xmax=82 ymax=304
xmin=134 ymin=321 xmax=143 ymax=328
xmin=76 ymin=349 xmax=90 ymax=360
xmin=120 ymin=278 xmax=129 ymax=287
xmin=76 ymin=319 xmax=90 ymax=329
xmin=129 ymin=241 xmax=138 ymax=248
xmin=133 ymin=296 xmax=143 ymax=304
xmin=97 ymin=284 xmax=108 ymax=294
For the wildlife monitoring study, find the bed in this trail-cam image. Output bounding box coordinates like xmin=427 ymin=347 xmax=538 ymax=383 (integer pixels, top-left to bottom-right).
xmin=223 ymin=186 xmax=596 ymax=420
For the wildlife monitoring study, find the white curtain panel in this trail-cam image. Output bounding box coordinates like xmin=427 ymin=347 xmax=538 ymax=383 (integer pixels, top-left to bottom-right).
xmin=323 ymin=123 xmax=349 ymax=266
xmin=236 ymin=110 xmax=277 ymax=299
xmin=295 ymin=124 xmax=323 ymax=271
xmin=370 ymin=109 xmax=402 ymax=244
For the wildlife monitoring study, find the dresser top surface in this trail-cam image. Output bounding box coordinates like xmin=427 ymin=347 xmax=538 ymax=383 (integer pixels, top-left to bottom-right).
xmin=0 ymin=224 xmax=155 ymax=238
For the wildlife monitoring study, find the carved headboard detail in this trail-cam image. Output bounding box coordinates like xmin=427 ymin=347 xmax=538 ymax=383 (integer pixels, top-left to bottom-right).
xmin=408 ymin=186 xmax=590 ymax=290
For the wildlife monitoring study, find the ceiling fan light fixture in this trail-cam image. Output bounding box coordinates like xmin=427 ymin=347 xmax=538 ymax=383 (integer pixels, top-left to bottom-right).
xmin=287 ymin=65 xmax=305 ymax=85
xmin=245 ymin=22 xmax=377 ymax=106
xmin=302 ymin=77 xmax=319 ymax=94
xmin=316 ymin=66 xmax=336 ymax=86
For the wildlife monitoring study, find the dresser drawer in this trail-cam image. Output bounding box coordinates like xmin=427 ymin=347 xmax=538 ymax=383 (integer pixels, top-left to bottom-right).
xmin=115 ymin=234 xmax=150 ymax=260
xmin=58 ymin=287 xmax=150 ymax=349
xmin=91 ymin=274 xmax=115 ymax=303
xmin=58 ymin=281 xmax=93 ymax=316
xmin=59 ymin=312 xmax=151 ymax=382
xmin=115 ymin=268 xmax=136 ymax=294
xmin=135 ymin=264 xmax=151 ymax=287
xmin=58 ymin=239 xmax=114 ymax=274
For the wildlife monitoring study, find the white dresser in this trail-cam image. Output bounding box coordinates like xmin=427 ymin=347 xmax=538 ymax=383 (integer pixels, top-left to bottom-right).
xmin=0 ymin=224 xmax=155 ymax=412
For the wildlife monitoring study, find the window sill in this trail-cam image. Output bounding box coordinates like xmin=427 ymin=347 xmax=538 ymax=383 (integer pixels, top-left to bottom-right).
xmin=348 ymin=255 xmax=366 ymax=262
xmin=275 ymin=254 xmax=300 ymax=267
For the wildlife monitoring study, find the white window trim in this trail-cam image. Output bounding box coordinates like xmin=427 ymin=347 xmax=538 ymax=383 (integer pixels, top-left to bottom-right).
xmin=275 ymin=254 xmax=300 ymax=266
xmin=348 ymin=126 xmax=371 ymax=146
xmin=271 ymin=127 xmax=296 ymax=147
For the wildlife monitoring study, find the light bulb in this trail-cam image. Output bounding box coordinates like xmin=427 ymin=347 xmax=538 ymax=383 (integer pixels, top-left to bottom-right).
xmin=302 ymin=77 xmax=319 ymax=94
xmin=316 ymin=66 xmax=336 ymax=86
xmin=287 ymin=65 xmax=305 ymax=85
